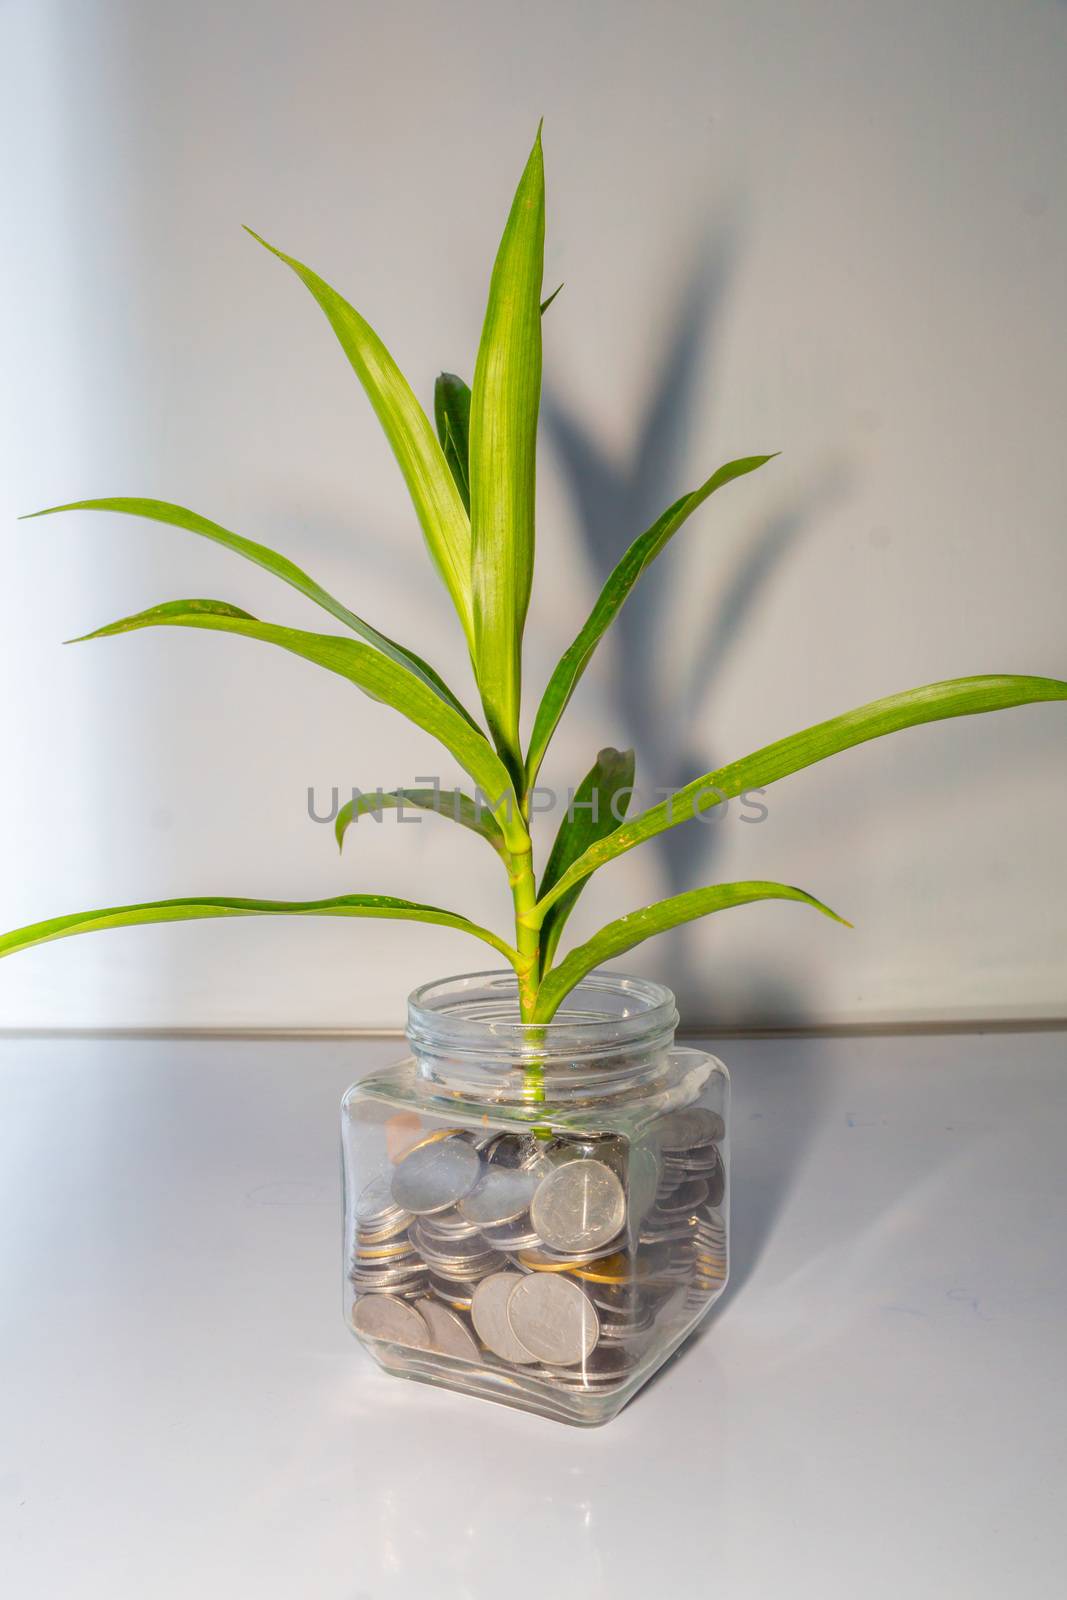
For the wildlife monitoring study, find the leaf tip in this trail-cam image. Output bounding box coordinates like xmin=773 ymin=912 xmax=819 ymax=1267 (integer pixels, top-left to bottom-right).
xmin=242 ymin=225 xmax=279 ymax=260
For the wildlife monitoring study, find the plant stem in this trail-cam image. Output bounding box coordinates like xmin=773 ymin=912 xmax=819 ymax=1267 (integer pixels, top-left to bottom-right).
xmin=508 ymin=833 xmax=545 ymax=1103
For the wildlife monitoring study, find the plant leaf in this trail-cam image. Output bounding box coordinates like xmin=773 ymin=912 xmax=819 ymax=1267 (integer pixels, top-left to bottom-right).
xmin=537 ymin=747 xmax=635 ymax=969
xmin=22 ymin=496 xmax=479 ymax=727
xmin=72 ymin=601 xmax=526 ymax=844
xmin=469 ymin=127 xmax=545 ymax=783
xmin=434 ymin=374 xmax=472 ymax=514
xmin=533 ymin=880 xmax=847 ymax=1022
xmin=0 ymin=893 xmax=518 ymax=965
xmin=336 ymin=787 xmax=507 ymax=857
xmin=537 ymin=674 xmax=1067 ymax=914
xmin=244 ymin=227 xmax=474 ymax=648
xmin=540 ymin=283 xmax=563 ymax=315
xmin=526 ymin=453 xmax=779 ymax=786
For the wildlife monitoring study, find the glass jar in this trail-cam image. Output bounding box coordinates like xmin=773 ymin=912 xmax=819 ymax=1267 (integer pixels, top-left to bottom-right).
xmin=340 ymin=971 xmax=729 ymax=1425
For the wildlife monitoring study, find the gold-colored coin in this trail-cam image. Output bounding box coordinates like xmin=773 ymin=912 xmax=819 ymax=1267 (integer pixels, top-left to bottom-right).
xmin=569 ymin=1251 xmax=641 ymax=1285
xmin=355 ymin=1239 xmax=416 ymax=1261
xmin=514 ymin=1250 xmax=576 ymax=1274
xmin=356 ymin=1216 xmax=412 ymax=1244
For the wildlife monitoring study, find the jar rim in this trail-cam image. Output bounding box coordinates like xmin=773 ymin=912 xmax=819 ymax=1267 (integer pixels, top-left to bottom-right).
xmin=407 ymin=969 xmax=678 ymax=1061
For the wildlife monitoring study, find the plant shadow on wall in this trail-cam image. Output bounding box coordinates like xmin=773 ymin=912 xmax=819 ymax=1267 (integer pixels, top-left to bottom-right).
xmin=544 ymin=228 xmax=850 ymax=1014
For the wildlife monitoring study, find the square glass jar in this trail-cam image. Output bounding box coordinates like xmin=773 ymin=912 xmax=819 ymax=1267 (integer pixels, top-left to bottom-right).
xmin=341 ymin=972 xmax=729 ymax=1425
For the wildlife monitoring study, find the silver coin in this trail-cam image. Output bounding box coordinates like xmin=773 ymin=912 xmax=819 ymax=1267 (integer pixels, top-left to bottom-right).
xmin=470 ymin=1272 xmax=539 ymax=1365
xmin=506 ymin=1273 xmax=600 ymax=1366
xmin=478 ymin=1220 xmax=541 ymax=1251
xmin=349 ymin=1269 xmax=429 ymax=1294
xmin=484 ymin=1132 xmax=556 ymax=1177
xmin=354 ymin=1173 xmax=408 ymax=1227
xmin=391 ymin=1137 xmax=482 ymax=1215
xmin=412 ymin=1219 xmax=496 ymax=1259
xmin=530 ymin=1159 xmax=626 ymax=1254
xmin=351 ymin=1293 xmax=432 ymax=1348
xmin=626 ymin=1145 xmax=662 ymax=1225
xmin=427 ymin=1275 xmax=475 ymax=1309
xmin=416 ymin=1297 xmax=483 ymax=1363
xmin=414 ymin=1211 xmax=482 ymax=1241
xmin=459 ymin=1165 xmax=540 ymax=1227
xmin=539 ymin=1342 xmax=634 ymax=1386
xmin=659 ymin=1106 xmax=725 ymax=1151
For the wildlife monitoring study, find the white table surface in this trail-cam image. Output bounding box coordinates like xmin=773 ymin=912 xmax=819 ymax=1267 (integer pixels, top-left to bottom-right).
xmin=2 ymin=1029 xmax=1066 ymax=1599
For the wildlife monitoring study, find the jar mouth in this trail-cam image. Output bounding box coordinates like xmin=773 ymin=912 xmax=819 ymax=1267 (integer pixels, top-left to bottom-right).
xmin=407 ymin=969 xmax=678 ymax=1065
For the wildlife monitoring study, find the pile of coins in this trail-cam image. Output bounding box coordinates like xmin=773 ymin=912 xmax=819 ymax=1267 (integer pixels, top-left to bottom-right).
xmin=348 ymin=1110 xmax=727 ymax=1386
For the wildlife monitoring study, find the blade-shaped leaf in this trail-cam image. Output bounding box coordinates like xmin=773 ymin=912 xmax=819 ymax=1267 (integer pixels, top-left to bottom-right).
xmin=540 ymin=283 xmax=563 ymax=315
xmin=244 ymin=227 xmax=474 ymax=647
xmin=537 ymin=675 xmax=1067 ymax=914
xmin=526 ymin=453 xmax=778 ymax=786
xmin=22 ymin=496 xmax=479 ymax=727
xmin=73 ymin=601 xmax=526 ymax=846
xmin=469 ymin=128 xmax=545 ymax=781
xmin=434 ymin=374 xmax=471 ymax=514
xmin=0 ymin=893 xmax=518 ymax=964
xmin=533 ymin=880 xmax=847 ymax=1022
xmin=537 ymin=747 xmax=635 ymax=969
xmin=336 ymin=787 xmax=507 ymax=857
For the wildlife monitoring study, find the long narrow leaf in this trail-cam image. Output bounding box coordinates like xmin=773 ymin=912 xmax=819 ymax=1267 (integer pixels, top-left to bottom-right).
xmin=526 ymin=453 xmax=778 ymax=785
xmin=336 ymin=787 xmax=507 ymax=857
xmin=537 ymin=747 xmax=635 ymax=968
xmin=22 ymin=496 xmax=479 ymax=726
xmin=0 ymin=894 xmax=518 ymax=964
xmin=537 ymin=674 xmax=1067 ymax=913
xmin=434 ymin=374 xmax=472 ymax=514
xmin=73 ymin=601 xmax=525 ymax=845
xmin=244 ymin=228 xmax=474 ymax=647
xmin=533 ymin=881 xmax=848 ymax=1022
xmin=469 ymin=128 xmax=545 ymax=781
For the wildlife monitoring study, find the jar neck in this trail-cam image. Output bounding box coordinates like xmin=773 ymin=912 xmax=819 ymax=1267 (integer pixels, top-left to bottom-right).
xmin=406 ymin=971 xmax=679 ymax=1107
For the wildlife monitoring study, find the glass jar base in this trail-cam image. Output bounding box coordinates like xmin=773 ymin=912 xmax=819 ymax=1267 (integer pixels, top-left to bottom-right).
xmin=352 ymin=1277 xmax=727 ymax=1426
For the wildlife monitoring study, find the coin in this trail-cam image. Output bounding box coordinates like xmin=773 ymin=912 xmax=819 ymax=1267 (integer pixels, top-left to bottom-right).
xmin=626 ymin=1145 xmax=661 ymax=1225
xmin=484 ymin=1132 xmax=551 ymax=1175
xmin=352 ymin=1293 xmax=432 ymax=1348
xmin=391 ymin=1136 xmax=482 ymax=1215
xmin=416 ymin=1297 xmax=483 ymax=1363
xmin=349 ymin=1261 xmax=428 ymax=1294
xmin=539 ymin=1343 xmax=634 ymax=1387
xmin=659 ymin=1107 xmax=724 ymax=1151
xmin=459 ymin=1165 xmax=539 ymax=1227
xmin=477 ymin=1218 xmax=541 ymax=1251
xmin=506 ymin=1273 xmax=600 ymax=1366
xmin=514 ymin=1249 xmax=580 ymax=1273
xmin=427 ymin=1275 xmax=475 ymax=1310
xmin=354 ymin=1239 xmax=418 ymax=1261
xmin=704 ymin=1158 xmax=726 ymax=1207
xmin=530 ymin=1159 xmax=626 ymax=1254
xmin=569 ymin=1251 xmax=640 ymax=1285
xmin=354 ymin=1174 xmax=410 ymax=1229
xmin=471 ymin=1272 xmax=539 ymax=1364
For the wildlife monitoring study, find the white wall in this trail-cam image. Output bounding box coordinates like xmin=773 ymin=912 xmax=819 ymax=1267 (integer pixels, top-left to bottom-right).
xmin=1 ymin=0 xmax=1065 ymax=1030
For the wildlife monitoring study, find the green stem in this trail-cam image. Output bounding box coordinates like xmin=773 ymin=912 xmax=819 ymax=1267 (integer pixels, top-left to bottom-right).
xmin=508 ymin=832 xmax=545 ymax=1103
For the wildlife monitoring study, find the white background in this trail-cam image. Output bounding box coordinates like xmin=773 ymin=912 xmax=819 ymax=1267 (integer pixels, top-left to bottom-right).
xmin=1 ymin=0 xmax=1065 ymax=1030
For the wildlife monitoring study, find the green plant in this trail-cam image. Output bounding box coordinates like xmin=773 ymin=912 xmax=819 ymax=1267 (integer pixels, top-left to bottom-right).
xmin=4 ymin=128 xmax=1065 ymax=1038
